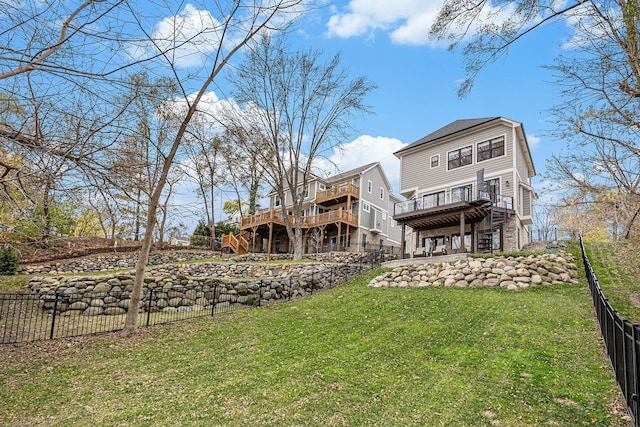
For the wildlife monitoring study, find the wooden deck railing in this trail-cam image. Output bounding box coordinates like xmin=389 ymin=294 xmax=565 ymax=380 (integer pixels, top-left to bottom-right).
xmin=240 ymin=209 xmax=286 ymax=228
xmin=316 ymin=182 xmax=360 ymax=204
xmin=240 ymin=207 xmax=358 ymax=230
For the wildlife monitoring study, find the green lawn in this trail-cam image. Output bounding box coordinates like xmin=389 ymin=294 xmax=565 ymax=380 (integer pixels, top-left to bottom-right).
xmin=581 ymin=240 xmax=640 ymax=322
xmin=0 ymin=267 xmax=629 ymax=426
xmin=0 ymin=275 xmax=29 ymax=292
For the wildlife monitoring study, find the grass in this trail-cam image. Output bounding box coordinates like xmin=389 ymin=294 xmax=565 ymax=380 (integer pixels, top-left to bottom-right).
xmin=470 ymin=250 xmax=547 ymax=259
xmin=0 ymin=267 xmax=629 ymax=426
xmin=0 ymin=275 xmax=30 ymax=292
xmin=580 ymin=239 xmax=640 ymax=322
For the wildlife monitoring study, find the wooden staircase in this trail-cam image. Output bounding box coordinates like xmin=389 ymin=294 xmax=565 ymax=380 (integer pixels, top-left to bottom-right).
xmin=221 ymin=232 xmax=249 ymax=254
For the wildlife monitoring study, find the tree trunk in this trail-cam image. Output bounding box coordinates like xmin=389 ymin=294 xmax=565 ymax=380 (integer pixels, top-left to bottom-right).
xmin=249 ymin=178 xmax=259 ymax=215
xmin=158 ymin=205 xmax=167 ymax=249
xmin=134 ymin=187 xmax=142 ymax=241
xmin=122 ymin=198 xmax=157 ymax=336
xmin=624 ymin=203 xmax=640 ymax=239
xmin=293 ymin=224 xmax=304 ymax=260
xmin=209 ymin=183 xmax=215 ymax=250
xmin=42 ymin=181 xmax=52 ymax=241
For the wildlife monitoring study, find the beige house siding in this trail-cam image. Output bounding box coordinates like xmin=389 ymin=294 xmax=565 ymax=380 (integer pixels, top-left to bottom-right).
xmin=394 ymin=117 xmax=536 ymax=255
xmin=399 ymin=123 xmax=515 ymax=196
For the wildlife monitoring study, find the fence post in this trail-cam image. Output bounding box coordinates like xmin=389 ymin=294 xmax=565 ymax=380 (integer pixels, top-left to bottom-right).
xmin=633 ymin=324 xmax=640 ymax=423
xmin=146 ymin=288 xmax=153 ymax=327
xmin=211 ymin=283 xmax=218 ymax=317
xmin=49 ymin=292 xmax=59 ymax=340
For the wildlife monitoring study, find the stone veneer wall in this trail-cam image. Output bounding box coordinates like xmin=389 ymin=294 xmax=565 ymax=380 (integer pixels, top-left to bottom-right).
xmin=28 ymin=261 xmax=366 ymax=317
xmin=502 ymin=216 xmax=519 ymax=252
xmin=369 ymin=251 xmax=579 ymax=290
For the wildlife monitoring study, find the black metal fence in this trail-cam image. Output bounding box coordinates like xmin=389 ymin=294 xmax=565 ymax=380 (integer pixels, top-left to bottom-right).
xmin=531 ymin=227 xmax=581 ymax=242
xmin=580 ymin=237 xmax=640 ymax=426
xmin=0 ymin=251 xmax=383 ymax=345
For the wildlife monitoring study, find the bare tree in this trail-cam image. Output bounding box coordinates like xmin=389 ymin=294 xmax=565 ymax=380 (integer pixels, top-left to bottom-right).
xmin=221 ymin=123 xmax=270 ymax=216
xmin=122 ymin=0 xmax=307 ymax=335
xmin=431 ymin=0 xmax=640 ymax=239
xmin=228 ymin=34 xmax=375 ymax=259
xmin=0 ymin=0 xmax=309 ymax=335
xmin=429 ymin=0 xmax=590 ymax=97
xmin=156 ymin=167 xmax=184 ymax=248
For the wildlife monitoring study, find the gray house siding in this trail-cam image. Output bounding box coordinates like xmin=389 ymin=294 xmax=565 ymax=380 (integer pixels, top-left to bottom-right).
xmin=394 ymin=117 xmax=536 ymax=255
xmin=399 ymin=123 xmax=515 ymax=197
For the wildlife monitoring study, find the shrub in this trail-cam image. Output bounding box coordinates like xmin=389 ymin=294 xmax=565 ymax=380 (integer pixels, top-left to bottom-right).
xmin=0 ymin=247 xmax=20 ymax=275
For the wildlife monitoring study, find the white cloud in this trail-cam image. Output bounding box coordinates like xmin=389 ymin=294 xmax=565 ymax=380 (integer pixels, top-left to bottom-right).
xmin=153 ymin=4 xmax=224 ymax=68
xmin=325 ymin=0 xmax=534 ymax=47
xmin=527 ymin=134 xmax=541 ymax=149
xmin=326 ymin=0 xmax=443 ymax=45
xmin=126 ymin=4 xmax=227 ymax=68
xmin=316 ymin=135 xmax=407 ymax=193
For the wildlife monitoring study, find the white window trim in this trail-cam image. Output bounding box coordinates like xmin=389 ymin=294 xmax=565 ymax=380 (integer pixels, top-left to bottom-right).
xmin=476 ymin=135 xmax=507 ymax=163
xmin=363 ymin=201 xmax=370 ymax=212
xmin=430 ymin=154 xmax=440 ymax=169
xmin=379 ymin=187 xmax=384 ymax=200
xmin=367 ymin=180 xmax=372 ymax=194
xmin=446 ymin=145 xmax=473 ymax=171
xmin=274 ymin=195 xmax=281 ymax=207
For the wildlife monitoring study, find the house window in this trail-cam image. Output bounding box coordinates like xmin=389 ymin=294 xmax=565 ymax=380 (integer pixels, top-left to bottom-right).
xmin=452 ymin=233 xmax=472 ymax=250
xmin=430 ymin=155 xmax=440 ymax=168
xmin=423 ymin=191 xmax=445 ymax=209
xmin=447 ymin=145 xmax=472 ymax=170
xmin=274 ymin=195 xmax=281 ymax=207
xmin=367 ymin=180 xmax=372 ymax=193
xmin=296 ymin=185 xmax=309 ymax=200
xmin=318 ymin=183 xmax=326 ymax=191
xmin=451 ymin=184 xmax=472 ymax=203
xmin=380 ymin=187 xmax=384 ymax=200
xmin=363 ymin=202 xmax=370 ymax=212
xmin=477 ymin=136 xmax=505 ymax=162
xmin=423 ymin=236 xmax=445 ymax=253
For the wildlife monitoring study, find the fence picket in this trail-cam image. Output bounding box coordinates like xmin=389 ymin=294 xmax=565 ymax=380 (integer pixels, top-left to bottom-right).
xmin=581 ymin=237 xmax=639 ymax=426
xmin=0 ymin=250 xmax=383 ymax=345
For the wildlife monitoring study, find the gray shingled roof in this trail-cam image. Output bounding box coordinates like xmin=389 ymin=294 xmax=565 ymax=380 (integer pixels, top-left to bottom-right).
xmin=325 ymin=162 xmax=378 ymax=184
xmin=395 ymin=117 xmax=500 ymax=155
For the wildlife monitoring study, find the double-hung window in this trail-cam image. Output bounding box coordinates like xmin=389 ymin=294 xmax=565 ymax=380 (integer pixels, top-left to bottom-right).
xmin=447 ymin=146 xmax=472 ymax=170
xmin=477 ymin=136 xmax=505 ymax=162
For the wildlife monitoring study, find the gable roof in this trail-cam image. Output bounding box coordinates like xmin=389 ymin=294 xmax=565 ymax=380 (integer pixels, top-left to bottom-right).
xmin=324 ymin=162 xmax=378 ymax=184
xmin=394 ymin=117 xmax=500 ymax=156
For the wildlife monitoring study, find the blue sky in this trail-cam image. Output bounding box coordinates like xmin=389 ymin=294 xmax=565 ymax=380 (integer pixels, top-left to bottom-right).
xmin=171 ymin=0 xmax=575 ymax=230
xmin=294 ymin=1 xmax=570 ymax=191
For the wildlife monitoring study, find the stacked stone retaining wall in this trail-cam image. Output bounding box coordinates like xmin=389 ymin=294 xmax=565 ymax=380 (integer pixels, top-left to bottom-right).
xmin=20 ymin=251 xmax=376 ymax=275
xmin=28 ymin=262 xmax=365 ymax=317
xmin=369 ymin=252 xmax=579 ymax=290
